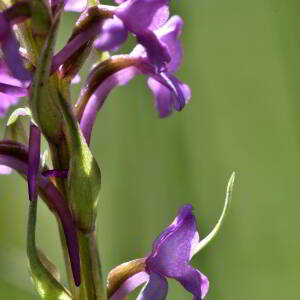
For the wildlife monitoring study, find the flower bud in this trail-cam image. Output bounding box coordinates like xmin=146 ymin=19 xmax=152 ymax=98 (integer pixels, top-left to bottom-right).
xmin=57 ymin=91 xmax=101 ymax=232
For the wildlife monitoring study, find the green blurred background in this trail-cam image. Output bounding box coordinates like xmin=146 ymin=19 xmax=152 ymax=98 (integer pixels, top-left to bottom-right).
xmin=1 ymin=0 xmax=300 ymax=299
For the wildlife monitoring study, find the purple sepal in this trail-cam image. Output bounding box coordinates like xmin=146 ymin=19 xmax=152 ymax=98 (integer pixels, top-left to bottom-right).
xmin=28 ymin=124 xmax=41 ymax=202
xmin=136 ymin=272 xmax=168 ymax=300
xmin=0 ymin=14 xmax=32 ymax=81
xmin=115 ymin=0 xmax=169 ymax=34
xmin=94 ymin=17 xmax=128 ymax=52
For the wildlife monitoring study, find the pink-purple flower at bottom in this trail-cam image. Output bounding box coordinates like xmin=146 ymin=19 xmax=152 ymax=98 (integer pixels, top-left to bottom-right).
xmin=142 ymin=205 xmax=209 ymax=300
xmin=109 ymin=205 xmax=209 ymax=300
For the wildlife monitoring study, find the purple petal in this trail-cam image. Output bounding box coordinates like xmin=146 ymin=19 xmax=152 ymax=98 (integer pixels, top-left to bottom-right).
xmin=28 ymin=124 xmax=41 ymax=201
xmin=115 ymin=0 xmax=169 ymax=34
xmin=177 ymin=268 xmax=209 ymax=300
xmin=80 ymin=66 xmax=139 ymax=144
xmin=189 ymin=231 xmax=200 ymax=261
xmin=146 ymin=205 xmax=197 ymax=277
xmin=0 ymin=14 xmax=31 ymax=81
xmin=147 ymin=77 xmax=173 ymax=117
xmin=110 ymin=272 xmax=149 ymax=300
xmin=136 ymin=272 xmax=168 ymax=300
xmin=147 ymin=75 xmax=191 ymax=117
xmin=137 ymin=31 xmax=170 ymax=71
xmin=94 ymin=17 xmax=128 ymax=51
xmin=155 ymin=15 xmax=183 ymax=73
xmin=64 ymin=0 xmax=87 ymax=12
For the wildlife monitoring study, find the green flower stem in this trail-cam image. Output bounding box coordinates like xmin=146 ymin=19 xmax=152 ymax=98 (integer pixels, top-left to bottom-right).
xmin=74 ymin=230 xmax=106 ymax=300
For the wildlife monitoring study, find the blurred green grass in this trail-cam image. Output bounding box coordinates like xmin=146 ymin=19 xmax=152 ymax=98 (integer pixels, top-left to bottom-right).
xmin=1 ymin=0 xmax=300 ymax=299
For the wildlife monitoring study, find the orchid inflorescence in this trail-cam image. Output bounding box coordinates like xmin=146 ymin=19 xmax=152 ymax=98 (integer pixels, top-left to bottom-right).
xmin=0 ymin=0 xmax=235 ymax=300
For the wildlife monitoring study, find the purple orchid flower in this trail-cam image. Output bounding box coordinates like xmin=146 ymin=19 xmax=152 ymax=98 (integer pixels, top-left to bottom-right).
xmin=109 ymin=205 xmax=209 ymax=300
xmin=78 ymin=15 xmax=191 ymax=144
xmin=108 ymin=175 xmax=235 ymax=300
xmin=142 ymin=205 xmax=209 ymax=300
